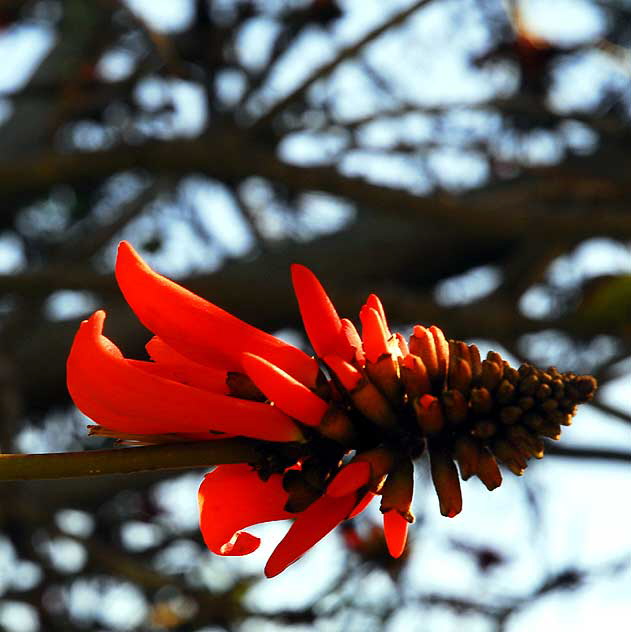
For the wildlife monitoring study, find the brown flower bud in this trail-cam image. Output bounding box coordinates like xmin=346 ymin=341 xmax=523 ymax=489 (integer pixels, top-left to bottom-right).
xmin=380 ymin=457 xmax=415 ymax=523
xmin=492 ymin=438 xmax=527 ymax=476
xmin=470 ymin=387 xmax=493 ymax=415
xmin=365 ymin=354 xmax=402 ymax=404
xmin=496 ymin=380 xmax=515 ymax=404
xmin=480 ymin=360 xmax=502 ymax=390
xmin=429 ymin=445 xmax=462 ymax=517
xmin=476 ymin=448 xmax=502 ymax=490
xmin=414 ymin=394 xmax=445 ymax=435
xmin=441 ymin=389 xmax=468 ymax=424
xmin=449 ymin=357 xmax=473 ymax=392
xmin=399 ymin=354 xmax=431 ymax=399
xmin=454 ymin=435 xmax=480 ymax=480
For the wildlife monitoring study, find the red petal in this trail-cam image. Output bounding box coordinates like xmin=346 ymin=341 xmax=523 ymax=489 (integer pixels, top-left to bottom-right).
xmin=383 ymin=510 xmax=408 ymax=558
xmin=340 ymin=318 xmax=365 ymax=364
xmin=241 ymin=353 xmax=328 ymax=427
xmin=365 ymin=294 xmax=390 ymax=336
xmin=199 ymin=465 xmax=292 ymax=556
xmin=67 ymin=311 xmax=303 ymax=441
xmin=360 ymin=306 xmax=390 ymax=363
xmin=264 ymin=493 xmax=356 ymax=577
xmin=326 ymin=461 xmax=371 ymax=497
xmin=128 ymin=359 xmax=228 ymax=394
xmin=291 ymin=264 xmax=342 ymax=358
xmin=116 ymin=242 xmax=318 ymax=387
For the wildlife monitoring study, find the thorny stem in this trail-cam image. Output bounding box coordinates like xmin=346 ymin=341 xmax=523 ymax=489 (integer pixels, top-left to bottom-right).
xmin=0 ymin=439 xmax=270 ymax=481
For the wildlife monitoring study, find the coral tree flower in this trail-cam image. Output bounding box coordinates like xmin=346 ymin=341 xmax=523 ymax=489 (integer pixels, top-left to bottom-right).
xmin=67 ymin=242 xmax=597 ymax=577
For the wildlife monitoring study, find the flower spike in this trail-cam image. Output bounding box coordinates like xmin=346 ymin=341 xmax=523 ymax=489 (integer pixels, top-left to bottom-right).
xmin=66 ymin=243 xmax=598 ymax=577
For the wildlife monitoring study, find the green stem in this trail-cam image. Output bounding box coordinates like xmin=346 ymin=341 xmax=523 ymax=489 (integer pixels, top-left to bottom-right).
xmin=0 ymin=439 xmax=264 ymax=481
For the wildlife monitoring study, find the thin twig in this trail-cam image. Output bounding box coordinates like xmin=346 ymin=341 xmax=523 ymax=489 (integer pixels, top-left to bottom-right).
xmin=250 ymin=0 xmax=434 ymax=131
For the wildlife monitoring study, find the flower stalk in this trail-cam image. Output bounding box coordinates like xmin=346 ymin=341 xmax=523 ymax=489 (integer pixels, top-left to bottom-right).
xmin=0 ymin=439 xmax=269 ymax=481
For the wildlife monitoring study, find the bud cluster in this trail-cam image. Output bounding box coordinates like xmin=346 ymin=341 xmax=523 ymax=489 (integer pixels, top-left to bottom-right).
xmin=268 ymin=327 xmax=596 ymax=521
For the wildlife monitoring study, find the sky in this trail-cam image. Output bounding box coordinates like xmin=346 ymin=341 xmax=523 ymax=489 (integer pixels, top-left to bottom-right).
xmin=0 ymin=0 xmax=629 ymax=630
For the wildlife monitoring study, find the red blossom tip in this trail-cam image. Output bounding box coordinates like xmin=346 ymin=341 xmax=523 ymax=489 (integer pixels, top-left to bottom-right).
xmin=360 ymin=306 xmax=390 ymax=364
xmin=291 ymin=263 xmax=343 ymax=358
xmin=264 ymin=493 xmax=356 ymax=578
xmin=383 ymin=509 xmax=409 ymax=558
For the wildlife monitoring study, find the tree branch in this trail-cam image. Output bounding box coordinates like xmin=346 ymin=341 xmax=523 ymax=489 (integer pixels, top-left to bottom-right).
xmin=250 ymin=0 xmax=435 ymax=130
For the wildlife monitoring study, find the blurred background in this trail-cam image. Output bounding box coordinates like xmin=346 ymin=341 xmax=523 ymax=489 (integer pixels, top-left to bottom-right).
xmin=0 ymin=0 xmax=630 ymax=630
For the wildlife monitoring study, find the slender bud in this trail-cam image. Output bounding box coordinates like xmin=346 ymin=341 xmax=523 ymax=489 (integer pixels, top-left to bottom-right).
xmin=409 ymin=326 xmax=439 ymax=380
xmin=441 ymin=389 xmax=468 ymax=424
xmin=414 ymin=394 xmax=445 ymax=435
xmin=492 ymin=438 xmax=527 ymax=476
xmin=454 ymin=435 xmax=480 ymax=480
xmin=380 ymin=457 xmax=415 ymax=523
xmin=470 ymin=387 xmax=493 ymax=415
xmin=476 ymin=448 xmax=502 ymax=490
xmin=429 ymin=445 xmax=462 ymax=518
xmin=449 ymin=357 xmax=473 ymax=393
xmin=400 ymin=354 xmax=431 ymax=398
xmin=324 ymin=356 xmax=397 ymax=429
xmin=469 ymin=344 xmax=482 ymax=381
xmin=496 ymin=380 xmax=515 ymax=404
xmin=480 ymin=360 xmax=502 ymax=390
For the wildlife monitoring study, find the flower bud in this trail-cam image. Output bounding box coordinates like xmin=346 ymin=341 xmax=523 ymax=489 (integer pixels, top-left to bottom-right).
xmin=414 ymin=394 xmax=445 ymax=435
xmin=429 ymin=445 xmax=462 ymax=518
xmin=454 ymin=435 xmax=480 ymax=481
xmin=476 ymin=448 xmax=502 ymax=490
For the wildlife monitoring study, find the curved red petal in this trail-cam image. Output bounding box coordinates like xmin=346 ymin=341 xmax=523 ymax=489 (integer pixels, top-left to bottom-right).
xmin=116 ymin=242 xmax=318 ymax=387
xmin=340 ymin=318 xmax=365 ymax=364
xmin=128 ymin=359 xmax=228 ymax=394
xmin=264 ymin=492 xmax=356 ymax=578
xmin=290 ymin=264 xmax=342 ymax=358
xmin=241 ymin=353 xmax=328 ymax=427
xmin=383 ymin=510 xmax=408 ymax=558
xmin=326 ymin=461 xmax=371 ymax=497
xmin=199 ymin=465 xmax=292 ymax=556
xmin=67 ymin=311 xmax=303 ymax=441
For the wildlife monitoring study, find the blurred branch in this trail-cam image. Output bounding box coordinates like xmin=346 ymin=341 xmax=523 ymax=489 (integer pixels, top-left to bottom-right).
xmin=2 ymin=135 xmax=631 ymax=242
xmin=250 ymin=0 xmax=435 ymax=131
xmin=545 ymin=443 xmax=630 ymax=463
xmin=0 ymin=440 xmax=270 ymax=481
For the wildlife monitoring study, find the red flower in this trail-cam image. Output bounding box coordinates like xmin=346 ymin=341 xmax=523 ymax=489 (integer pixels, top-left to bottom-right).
xmin=67 ymin=242 xmax=596 ymax=577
